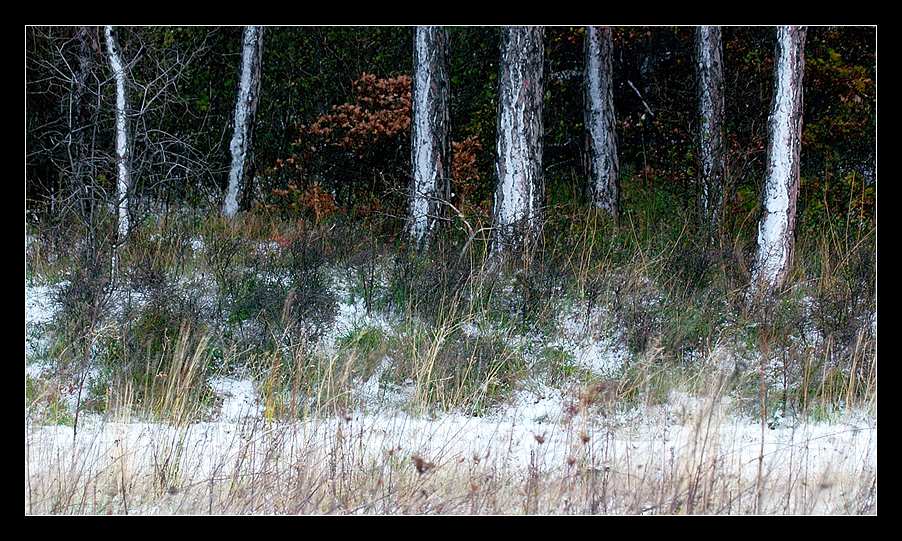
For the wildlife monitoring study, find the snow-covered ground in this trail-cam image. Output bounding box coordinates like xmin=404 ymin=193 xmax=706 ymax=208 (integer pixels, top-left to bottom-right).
xmin=25 ymin=281 xmax=66 ymax=377
xmin=548 ymin=302 xmax=628 ymax=376
xmin=25 ymin=389 xmax=876 ymax=514
xmin=25 ymin=283 xmax=61 ymax=327
xmin=24 ymin=270 xmax=877 ymax=514
xmin=208 ymin=377 xmax=264 ymax=422
xmin=319 ymin=271 xmax=397 ymax=355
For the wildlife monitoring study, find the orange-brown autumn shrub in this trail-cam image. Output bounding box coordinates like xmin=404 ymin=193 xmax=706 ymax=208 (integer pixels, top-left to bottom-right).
xmin=451 ymin=135 xmax=483 ymax=211
xmin=266 ymin=182 xmax=339 ymax=223
xmin=265 ymin=72 xmax=490 ymax=219
xmin=304 ymin=73 xmax=412 ymax=154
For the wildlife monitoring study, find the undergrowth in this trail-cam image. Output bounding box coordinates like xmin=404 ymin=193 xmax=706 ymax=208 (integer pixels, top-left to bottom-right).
xmin=24 ymin=174 xmax=876 ymax=426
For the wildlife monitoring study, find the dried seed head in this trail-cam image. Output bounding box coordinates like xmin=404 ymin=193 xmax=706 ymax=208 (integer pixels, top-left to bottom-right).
xmin=411 ymin=454 xmax=435 ymax=474
xmin=534 ymin=433 xmax=545 ymax=444
xmin=564 ymin=402 xmax=579 ymax=419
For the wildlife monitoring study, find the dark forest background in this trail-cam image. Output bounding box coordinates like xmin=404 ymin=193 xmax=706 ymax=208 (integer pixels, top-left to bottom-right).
xmin=26 ymin=26 xmax=875 ymax=238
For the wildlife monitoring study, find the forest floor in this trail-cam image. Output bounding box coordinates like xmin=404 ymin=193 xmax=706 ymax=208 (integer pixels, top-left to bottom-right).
xmin=24 ymin=261 xmax=877 ymax=514
xmin=25 ymin=393 xmax=875 ymax=515
xmin=24 ymin=201 xmax=877 ymax=514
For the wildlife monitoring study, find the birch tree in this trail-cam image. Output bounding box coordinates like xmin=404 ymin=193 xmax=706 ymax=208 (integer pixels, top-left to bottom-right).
xmin=409 ymin=26 xmax=451 ymax=245
xmin=492 ymin=26 xmax=544 ymax=254
xmin=104 ymin=26 xmax=130 ymax=239
xmin=695 ymin=25 xmax=725 ymax=235
xmin=750 ymin=26 xmax=806 ymax=296
xmin=584 ymin=26 xmax=619 ymax=215
xmin=223 ymin=26 xmax=264 ymax=218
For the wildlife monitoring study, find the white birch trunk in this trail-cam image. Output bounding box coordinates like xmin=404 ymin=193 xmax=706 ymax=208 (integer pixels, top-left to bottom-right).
xmin=696 ymin=26 xmax=725 ymax=233
xmin=104 ymin=26 xmax=130 ymax=239
xmin=409 ymin=26 xmax=451 ymax=245
xmin=493 ymin=26 xmax=544 ymax=253
xmin=584 ymin=26 xmax=619 ymax=215
xmin=751 ymin=26 xmax=806 ymax=295
xmin=223 ymin=26 xmax=264 ymax=218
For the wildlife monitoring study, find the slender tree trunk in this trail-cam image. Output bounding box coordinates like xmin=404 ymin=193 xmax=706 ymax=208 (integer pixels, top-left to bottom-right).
xmin=104 ymin=26 xmax=130 ymax=239
xmin=492 ymin=26 xmax=544 ymax=254
xmin=584 ymin=26 xmax=619 ymax=215
xmin=695 ymin=25 xmax=725 ymax=237
xmin=409 ymin=26 xmax=451 ymax=245
xmin=751 ymin=26 xmax=806 ymax=296
xmin=223 ymin=26 xmax=264 ymax=218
